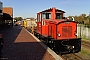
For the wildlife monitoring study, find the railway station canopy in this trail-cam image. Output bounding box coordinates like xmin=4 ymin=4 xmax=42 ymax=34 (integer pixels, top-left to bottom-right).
xmin=2 ymin=13 xmax=13 ymax=20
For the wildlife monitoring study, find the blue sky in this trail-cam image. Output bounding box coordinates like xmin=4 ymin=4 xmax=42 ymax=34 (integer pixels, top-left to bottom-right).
xmin=1 ymin=0 xmax=90 ymax=18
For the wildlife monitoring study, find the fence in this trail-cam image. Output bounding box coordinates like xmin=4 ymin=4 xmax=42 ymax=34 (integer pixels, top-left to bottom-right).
xmin=77 ymin=24 xmax=90 ymax=39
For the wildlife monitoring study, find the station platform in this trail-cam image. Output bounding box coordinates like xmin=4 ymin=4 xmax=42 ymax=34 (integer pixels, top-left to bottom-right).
xmin=0 ymin=26 xmax=63 ymax=60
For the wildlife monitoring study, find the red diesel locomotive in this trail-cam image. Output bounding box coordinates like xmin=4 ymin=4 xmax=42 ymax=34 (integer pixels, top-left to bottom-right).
xmin=34 ymin=7 xmax=81 ymax=55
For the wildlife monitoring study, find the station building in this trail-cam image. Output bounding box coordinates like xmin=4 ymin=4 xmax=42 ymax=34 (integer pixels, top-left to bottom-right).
xmin=2 ymin=7 xmax=13 ymax=27
xmin=0 ymin=1 xmax=13 ymax=28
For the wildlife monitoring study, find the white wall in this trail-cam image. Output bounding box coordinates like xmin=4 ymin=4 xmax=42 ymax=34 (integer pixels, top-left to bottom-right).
xmin=77 ymin=24 xmax=90 ymax=39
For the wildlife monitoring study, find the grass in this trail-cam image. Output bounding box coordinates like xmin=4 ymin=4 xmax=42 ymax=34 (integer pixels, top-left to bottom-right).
xmin=80 ymin=38 xmax=90 ymax=56
xmin=80 ymin=47 xmax=90 ymax=56
xmin=82 ymin=38 xmax=90 ymax=43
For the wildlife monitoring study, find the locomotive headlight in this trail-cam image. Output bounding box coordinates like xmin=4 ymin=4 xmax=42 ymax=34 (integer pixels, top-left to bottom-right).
xmin=67 ymin=46 xmax=75 ymax=50
xmin=58 ymin=34 xmax=61 ymax=37
xmin=72 ymin=46 xmax=74 ymax=48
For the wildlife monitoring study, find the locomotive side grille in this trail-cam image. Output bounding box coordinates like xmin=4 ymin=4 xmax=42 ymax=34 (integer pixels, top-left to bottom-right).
xmin=62 ymin=26 xmax=72 ymax=38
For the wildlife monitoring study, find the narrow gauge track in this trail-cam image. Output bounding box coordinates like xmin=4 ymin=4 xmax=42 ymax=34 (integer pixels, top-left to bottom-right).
xmin=81 ymin=40 xmax=90 ymax=48
xmin=60 ymin=40 xmax=90 ymax=60
xmin=61 ymin=53 xmax=83 ymax=60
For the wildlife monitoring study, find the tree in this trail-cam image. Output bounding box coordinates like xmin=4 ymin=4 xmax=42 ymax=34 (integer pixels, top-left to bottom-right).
xmin=68 ymin=13 xmax=90 ymax=27
xmin=86 ymin=14 xmax=90 ymax=27
xmin=68 ymin=16 xmax=73 ymax=21
xmin=77 ymin=16 xmax=83 ymax=23
xmin=74 ymin=16 xmax=78 ymax=22
xmin=14 ymin=17 xmax=23 ymax=21
xmin=81 ymin=14 xmax=86 ymax=18
xmin=81 ymin=14 xmax=86 ymax=23
xmin=84 ymin=19 xmax=89 ymax=26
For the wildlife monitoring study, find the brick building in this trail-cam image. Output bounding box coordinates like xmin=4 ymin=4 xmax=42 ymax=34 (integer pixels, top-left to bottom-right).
xmin=2 ymin=7 xmax=13 ymax=17
xmin=2 ymin=7 xmax=13 ymax=27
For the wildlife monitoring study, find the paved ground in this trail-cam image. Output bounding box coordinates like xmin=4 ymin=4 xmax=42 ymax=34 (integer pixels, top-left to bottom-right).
xmin=0 ymin=26 xmax=56 ymax=60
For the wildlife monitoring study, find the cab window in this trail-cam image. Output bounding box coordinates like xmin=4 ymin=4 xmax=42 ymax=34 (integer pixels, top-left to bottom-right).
xmin=42 ymin=13 xmax=51 ymax=19
xmin=37 ymin=14 xmax=40 ymax=22
xmin=56 ymin=13 xmax=63 ymax=19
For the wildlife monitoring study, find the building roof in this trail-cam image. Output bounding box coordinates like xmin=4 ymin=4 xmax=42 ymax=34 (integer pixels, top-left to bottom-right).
xmin=3 ymin=13 xmax=13 ymax=20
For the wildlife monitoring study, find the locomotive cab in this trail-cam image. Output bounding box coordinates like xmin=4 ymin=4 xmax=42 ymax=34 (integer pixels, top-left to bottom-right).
xmin=36 ymin=7 xmax=65 ymax=37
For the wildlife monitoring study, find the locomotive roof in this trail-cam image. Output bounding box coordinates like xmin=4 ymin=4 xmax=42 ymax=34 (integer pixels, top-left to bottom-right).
xmin=38 ymin=7 xmax=65 ymax=13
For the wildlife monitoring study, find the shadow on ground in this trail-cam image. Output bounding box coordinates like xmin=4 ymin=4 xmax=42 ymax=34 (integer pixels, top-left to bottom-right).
xmin=0 ymin=26 xmax=49 ymax=60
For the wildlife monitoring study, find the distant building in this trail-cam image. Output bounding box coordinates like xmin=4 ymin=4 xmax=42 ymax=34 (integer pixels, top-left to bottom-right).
xmin=0 ymin=1 xmax=13 ymax=28
xmin=26 ymin=18 xmax=35 ymax=20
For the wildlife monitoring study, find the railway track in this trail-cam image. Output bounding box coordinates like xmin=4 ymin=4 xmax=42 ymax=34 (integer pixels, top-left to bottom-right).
xmin=60 ymin=40 xmax=90 ymax=60
xmin=81 ymin=40 xmax=90 ymax=48
xmin=61 ymin=53 xmax=83 ymax=60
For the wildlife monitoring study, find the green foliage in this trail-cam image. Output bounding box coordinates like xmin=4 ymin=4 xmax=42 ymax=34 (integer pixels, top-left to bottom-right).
xmin=68 ymin=14 xmax=90 ymax=27
xmin=14 ymin=17 xmax=23 ymax=21
xmin=74 ymin=16 xmax=78 ymax=22
xmin=68 ymin=16 xmax=73 ymax=21
xmin=81 ymin=47 xmax=90 ymax=56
